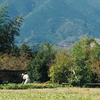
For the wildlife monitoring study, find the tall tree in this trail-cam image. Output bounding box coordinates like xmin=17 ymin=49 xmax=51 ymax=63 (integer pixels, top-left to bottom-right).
xmin=19 ymin=42 xmax=32 ymax=58
xmin=0 ymin=4 xmax=23 ymax=52
xmin=42 ymin=43 xmax=56 ymax=67
xmin=26 ymin=51 xmax=49 ymax=82
xmin=49 ymin=51 xmax=72 ymax=83
xmin=69 ymin=37 xmax=97 ymax=86
xmin=26 ymin=43 xmax=56 ymax=82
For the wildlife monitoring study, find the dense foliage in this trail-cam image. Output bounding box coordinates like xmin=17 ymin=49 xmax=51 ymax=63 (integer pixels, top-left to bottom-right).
xmin=0 ymin=83 xmax=64 ymax=89
xmin=69 ymin=37 xmax=96 ymax=86
xmin=1 ymin=4 xmax=100 ymax=87
xmin=49 ymin=37 xmax=100 ymax=86
xmin=26 ymin=43 xmax=56 ymax=83
xmin=0 ymin=4 xmax=23 ymax=52
xmin=49 ymin=51 xmax=72 ymax=84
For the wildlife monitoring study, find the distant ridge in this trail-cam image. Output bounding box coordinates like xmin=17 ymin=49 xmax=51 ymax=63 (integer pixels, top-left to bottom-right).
xmin=0 ymin=0 xmax=100 ymax=47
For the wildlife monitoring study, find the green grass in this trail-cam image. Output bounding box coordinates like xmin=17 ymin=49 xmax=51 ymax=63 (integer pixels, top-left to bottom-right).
xmin=0 ymin=87 xmax=100 ymax=100
xmin=0 ymin=84 xmax=100 ymax=100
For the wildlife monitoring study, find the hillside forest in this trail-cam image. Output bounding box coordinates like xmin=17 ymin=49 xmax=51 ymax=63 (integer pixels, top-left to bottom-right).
xmin=1 ymin=0 xmax=100 ymax=46
xmin=1 ymin=4 xmax=100 ymax=87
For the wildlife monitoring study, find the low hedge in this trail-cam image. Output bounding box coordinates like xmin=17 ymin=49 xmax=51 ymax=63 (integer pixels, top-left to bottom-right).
xmin=0 ymin=83 xmax=68 ymax=89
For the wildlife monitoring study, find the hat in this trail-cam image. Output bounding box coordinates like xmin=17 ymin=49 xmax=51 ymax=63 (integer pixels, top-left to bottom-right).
xmin=21 ymin=73 xmax=24 ymax=77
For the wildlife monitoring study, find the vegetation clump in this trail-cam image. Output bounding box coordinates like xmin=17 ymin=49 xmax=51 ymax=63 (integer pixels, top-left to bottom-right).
xmin=0 ymin=4 xmax=100 ymax=87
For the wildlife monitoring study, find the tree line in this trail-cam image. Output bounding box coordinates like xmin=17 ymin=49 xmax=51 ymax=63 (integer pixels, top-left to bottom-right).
xmin=1 ymin=4 xmax=100 ymax=87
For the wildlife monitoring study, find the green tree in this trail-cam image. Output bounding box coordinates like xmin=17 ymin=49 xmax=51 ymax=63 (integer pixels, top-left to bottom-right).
xmin=26 ymin=43 xmax=56 ymax=82
xmin=89 ymin=42 xmax=100 ymax=76
xmin=0 ymin=4 xmax=23 ymax=52
xmin=49 ymin=51 xmax=72 ymax=84
xmin=30 ymin=43 xmax=40 ymax=52
xmin=19 ymin=42 xmax=32 ymax=58
xmin=26 ymin=51 xmax=49 ymax=82
xmin=41 ymin=43 xmax=56 ymax=67
xmin=10 ymin=45 xmax=20 ymax=57
xmin=69 ymin=37 xmax=97 ymax=86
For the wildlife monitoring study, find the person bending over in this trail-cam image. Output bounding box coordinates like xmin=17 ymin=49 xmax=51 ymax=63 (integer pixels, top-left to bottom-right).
xmin=21 ymin=73 xmax=30 ymax=84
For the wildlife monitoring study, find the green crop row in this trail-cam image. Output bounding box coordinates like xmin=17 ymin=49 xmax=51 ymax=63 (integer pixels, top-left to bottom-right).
xmin=0 ymin=83 xmax=68 ymax=89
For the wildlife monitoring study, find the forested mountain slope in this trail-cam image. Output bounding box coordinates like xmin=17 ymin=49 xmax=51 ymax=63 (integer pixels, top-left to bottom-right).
xmin=0 ymin=0 xmax=100 ymax=46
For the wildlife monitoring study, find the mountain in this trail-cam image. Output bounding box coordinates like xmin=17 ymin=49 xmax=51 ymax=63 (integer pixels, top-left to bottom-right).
xmin=0 ymin=0 xmax=100 ymax=47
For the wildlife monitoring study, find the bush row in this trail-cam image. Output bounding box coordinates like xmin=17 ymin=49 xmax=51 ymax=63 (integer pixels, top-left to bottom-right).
xmin=0 ymin=83 xmax=68 ymax=89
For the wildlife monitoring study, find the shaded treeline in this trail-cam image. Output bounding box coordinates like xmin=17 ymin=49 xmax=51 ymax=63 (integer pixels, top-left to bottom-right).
xmin=1 ymin=4 xmax=100 ymax=87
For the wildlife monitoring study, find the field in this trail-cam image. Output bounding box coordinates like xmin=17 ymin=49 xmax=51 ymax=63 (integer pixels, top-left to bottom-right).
xmin=0 ymin=87 xmax=100 ymax=100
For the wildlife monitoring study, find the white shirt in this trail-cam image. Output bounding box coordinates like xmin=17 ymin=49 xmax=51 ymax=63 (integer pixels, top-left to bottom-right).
xmin=23 ymin=74 xmax=30 ymax=80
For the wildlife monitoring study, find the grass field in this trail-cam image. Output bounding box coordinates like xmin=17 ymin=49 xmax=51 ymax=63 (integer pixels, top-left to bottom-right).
xmin=0 ymin=87 xmax=100 ymax=100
